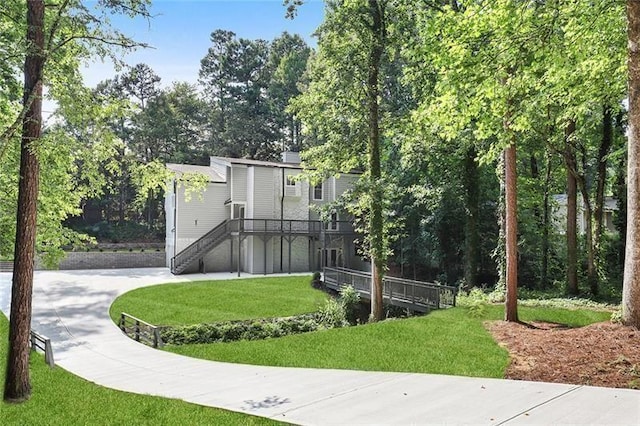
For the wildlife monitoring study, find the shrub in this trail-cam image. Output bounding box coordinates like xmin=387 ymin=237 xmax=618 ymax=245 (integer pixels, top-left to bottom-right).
xmin=316 ymin=298 xmax=348 ymax=328
xmin=161 ymin=314 xmax=325 ymax=345
xmin=339 ymin=285 xmax=361 ymax=325
xmin=310 ymin=271 xmax=323 ymax=289
xmin=457 ymin=288 xmax=489 ymax=318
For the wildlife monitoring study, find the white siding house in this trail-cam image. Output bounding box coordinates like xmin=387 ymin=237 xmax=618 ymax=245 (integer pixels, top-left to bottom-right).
xmin=552 ymin=194 xmax=618 ymax=235
xmin=166 ymin=154 xmax=363 ymax=275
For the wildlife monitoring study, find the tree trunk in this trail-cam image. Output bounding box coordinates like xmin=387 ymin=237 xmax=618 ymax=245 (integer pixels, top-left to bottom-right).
xmin=496 ymin=151 xmax=506 ymax=292
xmin=593 ymin=105 xmax=613 ymax=281
xmin=579 ymin=186 xmax=597 ymax=296
xmin=368 ymin=0 xmax=385 ymax=322
xmin=541 ymin=153 xmax=552 ymax=290
xmin=4 ymin=0 xmax=45 ymax=403
xmin=463 ymin=146 xmax=479 ymax=288
xmin=564 ymin=120 xmax=579 ymax=296
xmin=623 ymin=0 xmax=640 ymax=327
xmin=504 ymin=142 xmax=518 ymax=322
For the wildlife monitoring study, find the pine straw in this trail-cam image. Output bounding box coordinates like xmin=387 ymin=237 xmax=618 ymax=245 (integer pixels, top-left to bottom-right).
xmin=486 ymin=320 xmax=640 ymax=389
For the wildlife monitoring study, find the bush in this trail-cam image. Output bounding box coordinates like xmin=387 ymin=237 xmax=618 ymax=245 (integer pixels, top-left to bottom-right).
xmin=161 ymin=314 xmax=325 ymax=345
xmin=316 ymin=298 xmax=348 ymax=328
xmin=161 ymin=285 xmax=364 ymax=346
xmin=310 ymin=271 xmax=323 ymax=289
xmin=339 ymin=285 xmax=361 ymax=324
xmin=457 ymin=288 xmax=489 ymax=318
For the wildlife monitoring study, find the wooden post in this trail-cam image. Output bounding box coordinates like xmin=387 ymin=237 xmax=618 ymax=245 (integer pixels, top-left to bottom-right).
xmin=264 ymin=236 xmax=267 ymax=275
xmin=288 ymin=236 xmax=292 ymax=274
xmin=44 ymin=339 xmax=54 ymax=368
xmin=230 ymin=237 xmax=234 ymax=273
xmin=237 ymin=235 xmax=241 ymax=277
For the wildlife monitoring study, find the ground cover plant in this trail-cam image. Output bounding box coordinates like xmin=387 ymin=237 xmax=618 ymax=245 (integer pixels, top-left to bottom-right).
xmin=0 ymin=315 xmax=281 ymax=425
xmin=163 ymin=305 xmax=610 ymax=378
xmin=109 ymin=276 xmax=327 ymax=325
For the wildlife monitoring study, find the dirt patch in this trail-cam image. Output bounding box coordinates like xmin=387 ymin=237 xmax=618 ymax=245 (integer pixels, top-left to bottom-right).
xmin=486 ymin=320 xmax=640 ymax=389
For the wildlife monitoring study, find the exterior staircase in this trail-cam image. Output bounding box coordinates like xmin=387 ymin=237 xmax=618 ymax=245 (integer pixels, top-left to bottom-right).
xmin=170 ymin=220 xmax=234 ymax=274
xmin=170 ymin=218 xmax=356 ymax=275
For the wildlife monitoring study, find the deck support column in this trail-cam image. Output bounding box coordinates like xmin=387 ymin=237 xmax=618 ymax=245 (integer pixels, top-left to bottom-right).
xmin=237 ymin=234 xmax=241 ymax=277
xmin=230 ymin=237 xmax=234 ymax=273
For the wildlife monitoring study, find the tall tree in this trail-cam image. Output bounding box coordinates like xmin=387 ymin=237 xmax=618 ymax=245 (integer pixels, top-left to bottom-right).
xmin=366 ymin=0 xmax=386 ymax=321
xmin=2 ymin=0 xmax=151 ymax=402
xmin=199 ymin=30 xmax=276 ymax=160
xmin=4 ymin=0 xmax=45 ymax=402
xmin=624 ymin=0 xmax=640 ymax=327
xmin=292 ymin=0 xmax=397 ymax=320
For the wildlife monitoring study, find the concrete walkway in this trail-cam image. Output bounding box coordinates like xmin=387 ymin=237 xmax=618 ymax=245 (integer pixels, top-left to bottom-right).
xmin=0 ymin=268 xmax=639 ymax=425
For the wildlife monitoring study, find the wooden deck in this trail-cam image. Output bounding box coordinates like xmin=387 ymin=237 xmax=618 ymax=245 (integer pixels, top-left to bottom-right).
xmin=171 ymin=218 xmax=356 ymax=275
xmin=323 ymin=267 xmax=457 ymax=313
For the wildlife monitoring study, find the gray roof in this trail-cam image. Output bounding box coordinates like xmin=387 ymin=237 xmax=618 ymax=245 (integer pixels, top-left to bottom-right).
xmin=166 ymin=163 xmax=225 ymax=183
xmin=210 ymin=156 xmax=303 ymax=169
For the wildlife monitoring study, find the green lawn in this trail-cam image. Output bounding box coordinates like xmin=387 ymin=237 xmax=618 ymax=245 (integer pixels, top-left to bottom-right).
xmin=164 ymin=304 xmax=611 ymax=378
xmin=109 ymin=276 xmax=327 ymax=325
xmin=0 ymin=316 xmax=282 ymax=425
xmin=111 ymin=276 xmax=612 ymax=379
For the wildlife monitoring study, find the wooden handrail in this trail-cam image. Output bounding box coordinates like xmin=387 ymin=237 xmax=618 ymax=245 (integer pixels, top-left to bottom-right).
xmin=30 ymin=329 xmax=54 ymax=368
xmin=119 ymin=312 xmax=163 ymax=348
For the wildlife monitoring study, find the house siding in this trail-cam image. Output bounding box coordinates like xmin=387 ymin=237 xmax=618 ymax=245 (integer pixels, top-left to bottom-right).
xmin=171 ymin=182 xmax=227 ymax=267
xmin=167 ymin=157 xmax=363 ymax=275
xmin=232 ymin=165 xmax=247 ymax=202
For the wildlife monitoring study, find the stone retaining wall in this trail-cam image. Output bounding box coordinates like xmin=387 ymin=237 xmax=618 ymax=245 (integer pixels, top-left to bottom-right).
xmin=38 ymin=251 xmax=165 ymax=271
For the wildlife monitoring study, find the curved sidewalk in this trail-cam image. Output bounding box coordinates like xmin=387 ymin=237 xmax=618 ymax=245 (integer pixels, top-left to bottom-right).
xmin=0 ymin=268 xmax=638 ymax=425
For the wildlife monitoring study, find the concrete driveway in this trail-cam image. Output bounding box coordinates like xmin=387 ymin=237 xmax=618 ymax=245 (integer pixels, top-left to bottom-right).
xmin=0 ymin=268 xmax=638 ymax=425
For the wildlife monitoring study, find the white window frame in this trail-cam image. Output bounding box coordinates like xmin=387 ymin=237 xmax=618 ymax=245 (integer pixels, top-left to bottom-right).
xmin=325 ymin=211 xmax=338 ymax=231
xmin=313 ymin=183 xmax=324 ymax=201
xmin=285 ymin=175 xmax=297 ymax=187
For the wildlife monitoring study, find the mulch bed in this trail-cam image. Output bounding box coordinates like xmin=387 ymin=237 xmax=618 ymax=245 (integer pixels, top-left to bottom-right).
xmin=486 ymin=320 xmax=640 ymax=389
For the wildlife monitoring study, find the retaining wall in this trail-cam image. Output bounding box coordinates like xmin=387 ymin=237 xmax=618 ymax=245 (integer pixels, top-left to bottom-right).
xmin=37 ymin=251 xmax=165 ymax=271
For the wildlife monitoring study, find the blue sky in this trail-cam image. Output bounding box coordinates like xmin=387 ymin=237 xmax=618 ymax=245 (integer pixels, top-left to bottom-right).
xmin=83 ymin=0 xmax=324 ymax=87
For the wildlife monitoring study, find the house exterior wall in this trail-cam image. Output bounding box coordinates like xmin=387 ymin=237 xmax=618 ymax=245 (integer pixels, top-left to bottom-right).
xmin=552 ymin=194 xmax=618 ymax=235
xmin=231 ymin=165 xmax=247 ymax=202
xmin=166 ymin=181 xmax=227 ymax=267
xmin=167 ymin=158 xmax=364 ymax=275
xmin=272 ymin=236 xmax=312 ymax=273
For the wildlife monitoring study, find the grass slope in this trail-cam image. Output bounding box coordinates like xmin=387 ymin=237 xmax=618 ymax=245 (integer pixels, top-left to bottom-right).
xmin=0 ymin=316 xmax=282 ymax=425
xmin=110 ymin=276 xmax=326 ymax=325
xmin=165 ymin=305 xmax=611 ymax=378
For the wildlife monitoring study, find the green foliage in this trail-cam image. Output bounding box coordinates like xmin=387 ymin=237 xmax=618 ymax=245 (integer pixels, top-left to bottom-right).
xmin=70 ymin=220 xmax=161 ymax=243
xmin=316 ymin=298 xmax=348 ymax=329
xmin=456 ymin=288 xmax=489 ymax=318
xmin=339 ymin=284 xmax=361 ymax=325
xmin=162 ymin=314 xmax=323 ymax=345
xmin=610 ymin=307 xmax=623 ymax=324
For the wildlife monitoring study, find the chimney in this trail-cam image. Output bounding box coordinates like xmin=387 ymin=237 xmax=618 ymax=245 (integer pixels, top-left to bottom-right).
xmin=281 ymin=151 xmax=301 ymax=164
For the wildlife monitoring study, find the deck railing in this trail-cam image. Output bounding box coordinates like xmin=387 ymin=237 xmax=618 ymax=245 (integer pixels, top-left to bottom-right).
xmin=171 ymin=218 xmax=356 ymax=274
xmin=323 ymin=267 xmax=457 ymax=310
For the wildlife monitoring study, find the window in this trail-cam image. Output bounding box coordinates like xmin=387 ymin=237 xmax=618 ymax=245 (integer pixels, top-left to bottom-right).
xmin=325 ymin=211 xmax=338 ymax=231
xmin=284 ymin=174 xmax=301 ymax=197
xmin=324 ymin=249 xmax=340 ymax=267
xmin=313 ymin=183 xmax=323 ymax=201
